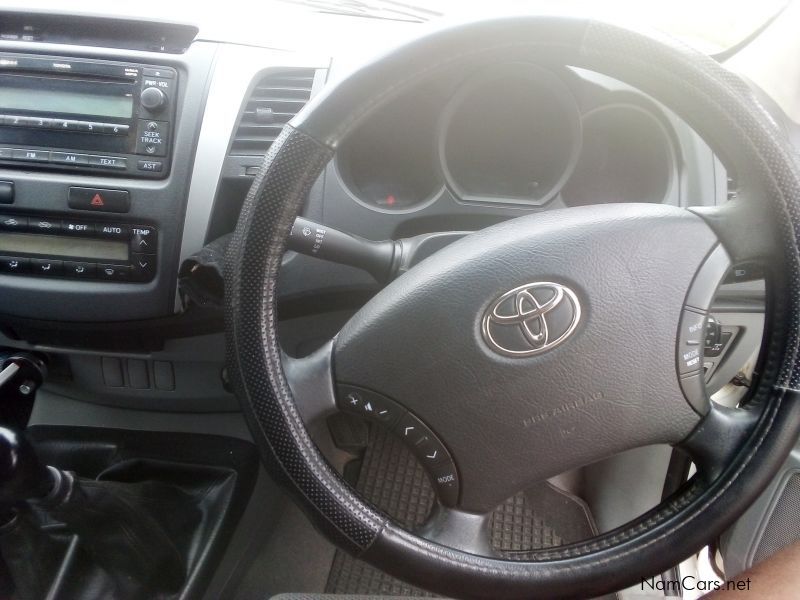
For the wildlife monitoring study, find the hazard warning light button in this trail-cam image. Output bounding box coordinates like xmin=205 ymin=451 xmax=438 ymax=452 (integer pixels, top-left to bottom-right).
xmin=68 ymin=187 xmax=130 ymax=213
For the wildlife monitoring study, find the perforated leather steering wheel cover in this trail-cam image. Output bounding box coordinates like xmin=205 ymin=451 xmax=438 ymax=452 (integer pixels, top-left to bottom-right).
xmin=226 ymin=16 xmax=800 ymax=599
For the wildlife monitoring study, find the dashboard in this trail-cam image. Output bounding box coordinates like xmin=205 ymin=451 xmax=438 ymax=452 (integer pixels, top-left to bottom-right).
xmin=0 ymin=7 xmax=793 ymax=590
xmin=0 ymin=8 xmax=767 ymax=415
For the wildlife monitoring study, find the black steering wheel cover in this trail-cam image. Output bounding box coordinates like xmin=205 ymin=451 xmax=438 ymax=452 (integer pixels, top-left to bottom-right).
xmin=225 ymin=128 xmax=386 ymax=554
xmin=226 ymin=16 xmax=800 ymax=599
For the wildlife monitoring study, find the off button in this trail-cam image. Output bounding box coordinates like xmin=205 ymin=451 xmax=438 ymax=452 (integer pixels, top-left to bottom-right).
xmin=68 ymin=187 xmax=130 ymax=213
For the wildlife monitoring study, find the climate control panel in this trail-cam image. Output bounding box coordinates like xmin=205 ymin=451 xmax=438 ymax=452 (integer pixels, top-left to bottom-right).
xmin=0 ymin=212 xmax=156 ymax=282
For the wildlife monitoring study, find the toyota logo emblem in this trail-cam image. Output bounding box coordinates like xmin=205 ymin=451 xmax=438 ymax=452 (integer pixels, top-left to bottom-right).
xmin=481 ymin=282 xmax=581 ymax=357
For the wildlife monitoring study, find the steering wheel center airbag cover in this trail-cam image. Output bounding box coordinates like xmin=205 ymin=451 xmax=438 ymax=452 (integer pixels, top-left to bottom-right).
xmin=334 ymin=204 xmax=715 ymax=511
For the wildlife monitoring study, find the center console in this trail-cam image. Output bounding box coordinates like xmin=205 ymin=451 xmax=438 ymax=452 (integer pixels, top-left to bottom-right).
xmin=0 ymin=42 xmax=215 ymax=324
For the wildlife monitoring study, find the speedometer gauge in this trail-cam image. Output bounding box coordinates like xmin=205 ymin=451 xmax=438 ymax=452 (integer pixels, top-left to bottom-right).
xmin=335 ymin=86 xmax=443 ymax=213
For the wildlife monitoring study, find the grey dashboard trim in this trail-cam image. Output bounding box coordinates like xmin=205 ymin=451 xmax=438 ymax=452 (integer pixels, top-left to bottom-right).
xmin=177 ymin=45 xmax=328 ymax=310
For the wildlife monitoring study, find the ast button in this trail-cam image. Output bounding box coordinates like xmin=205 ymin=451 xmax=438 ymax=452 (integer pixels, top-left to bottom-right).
xmin=137 ymin=160 xmax=163 ymax=172
xmin=69 ymin=187 xmax=130 ymax=213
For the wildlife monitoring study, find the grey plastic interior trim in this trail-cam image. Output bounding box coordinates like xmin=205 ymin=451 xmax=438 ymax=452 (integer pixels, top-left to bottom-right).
xmin=28 ymin=389 xmax=253 ymax=440
xmin=178 ymin=45 xmax=328 ymax=312
xmin=283 ymin=340 xmax=338 ymax=428
xmin=706 ymin=311 xmax=764 ymax=395
xmin=721 ymin=445 xmax=800 ymax=577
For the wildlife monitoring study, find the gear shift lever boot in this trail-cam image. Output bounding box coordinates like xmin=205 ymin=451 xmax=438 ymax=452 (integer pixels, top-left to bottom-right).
xmin=38 ymin=471 xmax=187 ymax=595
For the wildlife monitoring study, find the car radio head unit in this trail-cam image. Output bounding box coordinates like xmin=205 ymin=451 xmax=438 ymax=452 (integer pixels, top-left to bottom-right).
xmin=0 ymin=53 xmax=176 ymax=179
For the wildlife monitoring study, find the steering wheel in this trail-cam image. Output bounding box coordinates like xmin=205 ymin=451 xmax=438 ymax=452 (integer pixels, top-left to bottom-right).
xmin=226 ymin=16 xmax=800 ymax=599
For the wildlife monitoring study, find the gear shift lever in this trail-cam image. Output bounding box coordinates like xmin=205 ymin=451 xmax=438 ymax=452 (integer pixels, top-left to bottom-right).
xmin=0 ymin=427 xmax=56 ymax=508
xmin=0 ymin=426 xmax=185 ymax=596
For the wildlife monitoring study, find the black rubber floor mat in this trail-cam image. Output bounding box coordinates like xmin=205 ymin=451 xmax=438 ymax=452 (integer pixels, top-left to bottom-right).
xmin=325 ymin=425 xmax=605 ymax=597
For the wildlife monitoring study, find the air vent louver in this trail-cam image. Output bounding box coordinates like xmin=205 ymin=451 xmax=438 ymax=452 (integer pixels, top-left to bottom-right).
xmin=230 ymin=69 xmax=316 ymax=157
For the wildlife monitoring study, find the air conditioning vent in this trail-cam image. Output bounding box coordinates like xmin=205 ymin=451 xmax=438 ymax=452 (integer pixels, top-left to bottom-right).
xmin=230 ymin=69 xmax=316 ymax=157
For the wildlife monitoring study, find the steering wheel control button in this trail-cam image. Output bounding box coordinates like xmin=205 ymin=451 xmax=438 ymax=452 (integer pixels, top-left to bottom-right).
xmin=68 ymin=187 xmax=131 ymax=213
xmin=705 ymin=331 xmax=734 ymax=358
xmin=428 ymin=461 xmax=460 ymax=507
xmin=677 ymin=309 xmax=706 ymax=375
xmin=724 ymin=261 xmax=765 ymax=284
xmin=683 ymin=244 xmax=732 ymax=311
xmin=679 ymin=372 xmax=708 ymax=415
xmin=336 ymin=385 xmax=404 ymax=426
xmin=704 ymin=316 xmax=721 ymax=347
xmin=394 ymin=412 xmax=448 ymax=465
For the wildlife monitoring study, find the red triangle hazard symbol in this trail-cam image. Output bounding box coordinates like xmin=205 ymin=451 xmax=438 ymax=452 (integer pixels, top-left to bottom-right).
xmin=91 ymin=194 xmax=104 ymax=207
